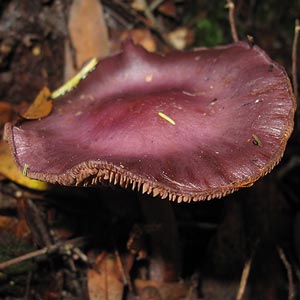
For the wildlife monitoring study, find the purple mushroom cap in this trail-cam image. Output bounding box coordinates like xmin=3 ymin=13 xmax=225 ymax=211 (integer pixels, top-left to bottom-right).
xmin=5 ymin=41 xmax=296 ymax=202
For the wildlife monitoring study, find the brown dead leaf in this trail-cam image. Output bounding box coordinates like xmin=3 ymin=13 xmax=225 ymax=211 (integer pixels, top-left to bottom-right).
xmin=21 ymin=86 xmax=52 ymax=120
xmin=120 ymin=29 xmax=157 ymax=53
xmin=158 ymin=1 xmax=177 ymax=18
xmin=0 ymin=140 xmax=49 ymax=190
xmin=0 ymin=212 xmax=30 ymax=243
xmin=45 ymin=271 xmax=64 ymax=300
xmin=139 ymin=286 xmax=162 ymax=300
xmin=0 ymin=101 xmax=13 ymax=126
xmin=88 ymin=253 xmax=124 ymax=300
xmin=0 ymin=216 xmax=18 ymax=233
xmin=0 ymin=214 xmax=30 ymax=242
xmin=14 ymin=218 xmax=31 ymax=240
xmin=65 ymin=0 xmax=109 ymax=80
xmin=202 ymin=278 xmax=250 ymax=300
xmin=135 ymin=278 xmax=160 ymax=292
xmin=135 ymin=278 xmax=191 ymax=300
xmin=131 ymin=0 xmax=146 ymax=11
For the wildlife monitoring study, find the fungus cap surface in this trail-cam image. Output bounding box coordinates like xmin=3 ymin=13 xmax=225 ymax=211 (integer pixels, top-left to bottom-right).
xmin=5 ymin=41 xmax=296 ymax=202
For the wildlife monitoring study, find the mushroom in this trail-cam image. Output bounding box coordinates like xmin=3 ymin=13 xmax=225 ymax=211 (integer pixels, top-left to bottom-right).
xmin=3 ymin=41 xmax=296 ymax=286
xmin=4 ymin=41 xmax=296 ymax=202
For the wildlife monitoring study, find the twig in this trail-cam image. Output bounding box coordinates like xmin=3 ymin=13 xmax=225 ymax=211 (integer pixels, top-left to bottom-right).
xmin=149 ymin=0 xmax=167 ymax=11
xmin=277 ymin=246 xmax=294 ymax=300
xmin=102 ymin=0 xmax=173 ymax=48
xmin=292 ymin=19 xmax=300 ymax=102
xmin=226 ymin=0 xmax=239 ymax=43
xmin=102 ymin=0 xmax=143 ymax=26
xmin=103 ymin=7 xmax=132 ymax=28
xmin=0 ymin=237 xmax=87 ymax=270
xmin=25 ymin=198 xmax=53 ymax=246
xmin=25 ymin=198 xmax=85 ymax=297
xmin=236 ymin=258 xmax=252 ymax=300
xmin=114 ymin=249 xmax=133 ymax=291
xmin=140 ymin=0 xmax=164 ymax=32
xmin=72 ymin=247 xmax=89 ymax=263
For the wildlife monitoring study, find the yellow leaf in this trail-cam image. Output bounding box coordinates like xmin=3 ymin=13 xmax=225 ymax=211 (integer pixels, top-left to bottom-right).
xmin=21 ymin=86 xmax=52 ymax=120
xmin=0 ymin=141 xmax=49 ymax=191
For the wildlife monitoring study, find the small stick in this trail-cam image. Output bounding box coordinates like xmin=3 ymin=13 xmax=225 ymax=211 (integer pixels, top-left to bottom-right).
xmin=102 ymin=0 xmax=172 ymax=48
xmin=72 ymin=247 xmax=89 ymax=263
xmin=140 ymin=0 xmax=165 ymax=33
xmin=149 ymin=0 xmax=167 ymax=11
xmin=292 ymin=19 xmax=300 ymax=102
xmin=277 ymin=246 xmax=294 ymax=300
xmin=25 ymin=198 xmax=53 ymax=247
xmin=114 ymin=249 xmax=133 ymax=291
xmin=226 ymin=0 xmax=239 ymax=43
xmin=0 ymin=237 xmax=86 ymax=270
xmin=236 ymin=258 xmax=252 ymax=300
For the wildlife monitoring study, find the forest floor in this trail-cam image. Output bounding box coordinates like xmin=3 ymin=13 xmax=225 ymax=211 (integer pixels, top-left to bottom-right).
xmin=0 ymin=1 xmax=300 ymax=299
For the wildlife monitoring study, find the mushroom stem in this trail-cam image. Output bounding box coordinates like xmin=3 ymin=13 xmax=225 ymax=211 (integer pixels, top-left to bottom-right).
xmin=138 ymin=194 xmax=180 ymax=282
